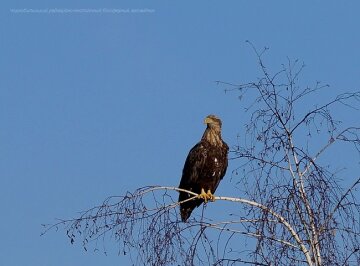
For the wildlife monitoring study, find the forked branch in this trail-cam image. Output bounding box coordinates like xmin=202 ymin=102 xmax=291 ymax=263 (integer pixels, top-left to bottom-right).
xmin=42 ymin=186 xmax=314 ymax=265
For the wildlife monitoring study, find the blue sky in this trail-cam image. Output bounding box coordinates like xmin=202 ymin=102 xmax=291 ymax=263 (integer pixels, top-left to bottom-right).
xmin=1 ymin=1 xmax=360 ymax=265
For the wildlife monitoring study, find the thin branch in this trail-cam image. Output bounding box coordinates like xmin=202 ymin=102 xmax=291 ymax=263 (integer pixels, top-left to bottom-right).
xmin=216 ymin=196 xmax=313 ymax=265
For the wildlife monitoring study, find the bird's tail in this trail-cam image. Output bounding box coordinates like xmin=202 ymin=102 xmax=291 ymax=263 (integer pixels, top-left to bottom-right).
xmin=180 ymin=207 xmax=192 ymax=222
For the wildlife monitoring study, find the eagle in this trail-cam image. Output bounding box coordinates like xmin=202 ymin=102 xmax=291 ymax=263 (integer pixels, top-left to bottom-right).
xmin=178 ymin=115 xmax=229 ymax=222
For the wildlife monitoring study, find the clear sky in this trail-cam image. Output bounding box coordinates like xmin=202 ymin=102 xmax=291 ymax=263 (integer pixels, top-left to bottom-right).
xmin=1 ymin=1 xmax=360 ymax=265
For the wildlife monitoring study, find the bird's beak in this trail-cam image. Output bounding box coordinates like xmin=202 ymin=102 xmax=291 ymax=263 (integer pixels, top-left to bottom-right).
xmin=204 ymin=117 xmax=211 ymax=124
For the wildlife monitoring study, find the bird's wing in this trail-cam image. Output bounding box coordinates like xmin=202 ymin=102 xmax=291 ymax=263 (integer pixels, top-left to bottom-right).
xmin=179 ymin=141 xmax=208 ymax=189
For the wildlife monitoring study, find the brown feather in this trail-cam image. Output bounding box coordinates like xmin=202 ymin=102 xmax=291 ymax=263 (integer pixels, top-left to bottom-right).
xmin=178 ymin=115 xmax=229 ymax=222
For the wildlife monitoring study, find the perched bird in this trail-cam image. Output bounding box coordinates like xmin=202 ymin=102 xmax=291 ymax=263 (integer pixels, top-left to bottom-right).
xmin=178 ymin=115 xmax=229 ymax=222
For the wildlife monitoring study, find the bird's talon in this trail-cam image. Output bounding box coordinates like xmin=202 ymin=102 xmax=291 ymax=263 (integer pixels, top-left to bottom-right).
xmin=198 ymin=188 xmax=209 ymax=203
xmin=207 ymin=189 xmax=215 ymax=202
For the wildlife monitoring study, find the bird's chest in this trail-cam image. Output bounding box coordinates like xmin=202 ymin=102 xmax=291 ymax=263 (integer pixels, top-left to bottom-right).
xmin=203 ymin=150 xmax=224 ymax=177
xmin=206 ymin=154 xmax=221 ymax=169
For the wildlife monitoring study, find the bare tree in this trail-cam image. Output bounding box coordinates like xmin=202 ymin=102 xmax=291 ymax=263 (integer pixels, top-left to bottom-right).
xmin=43 ymin=44 xmax=360 ymax=266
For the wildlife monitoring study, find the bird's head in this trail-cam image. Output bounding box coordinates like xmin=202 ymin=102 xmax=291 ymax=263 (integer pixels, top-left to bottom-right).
xmin=204 ymin=114 xmax=222 ymax=130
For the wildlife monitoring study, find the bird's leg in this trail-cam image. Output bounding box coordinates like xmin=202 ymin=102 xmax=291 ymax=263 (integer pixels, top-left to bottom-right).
xmin=198 ymin=188 xmax=209 ymax=203
xmin=206 ymin=189 xmax=215 ymax=202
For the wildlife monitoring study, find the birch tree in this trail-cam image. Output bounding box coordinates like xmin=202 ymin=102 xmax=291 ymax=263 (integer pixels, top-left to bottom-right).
xmin=43 ymin=45 xmax=360 ymax=266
